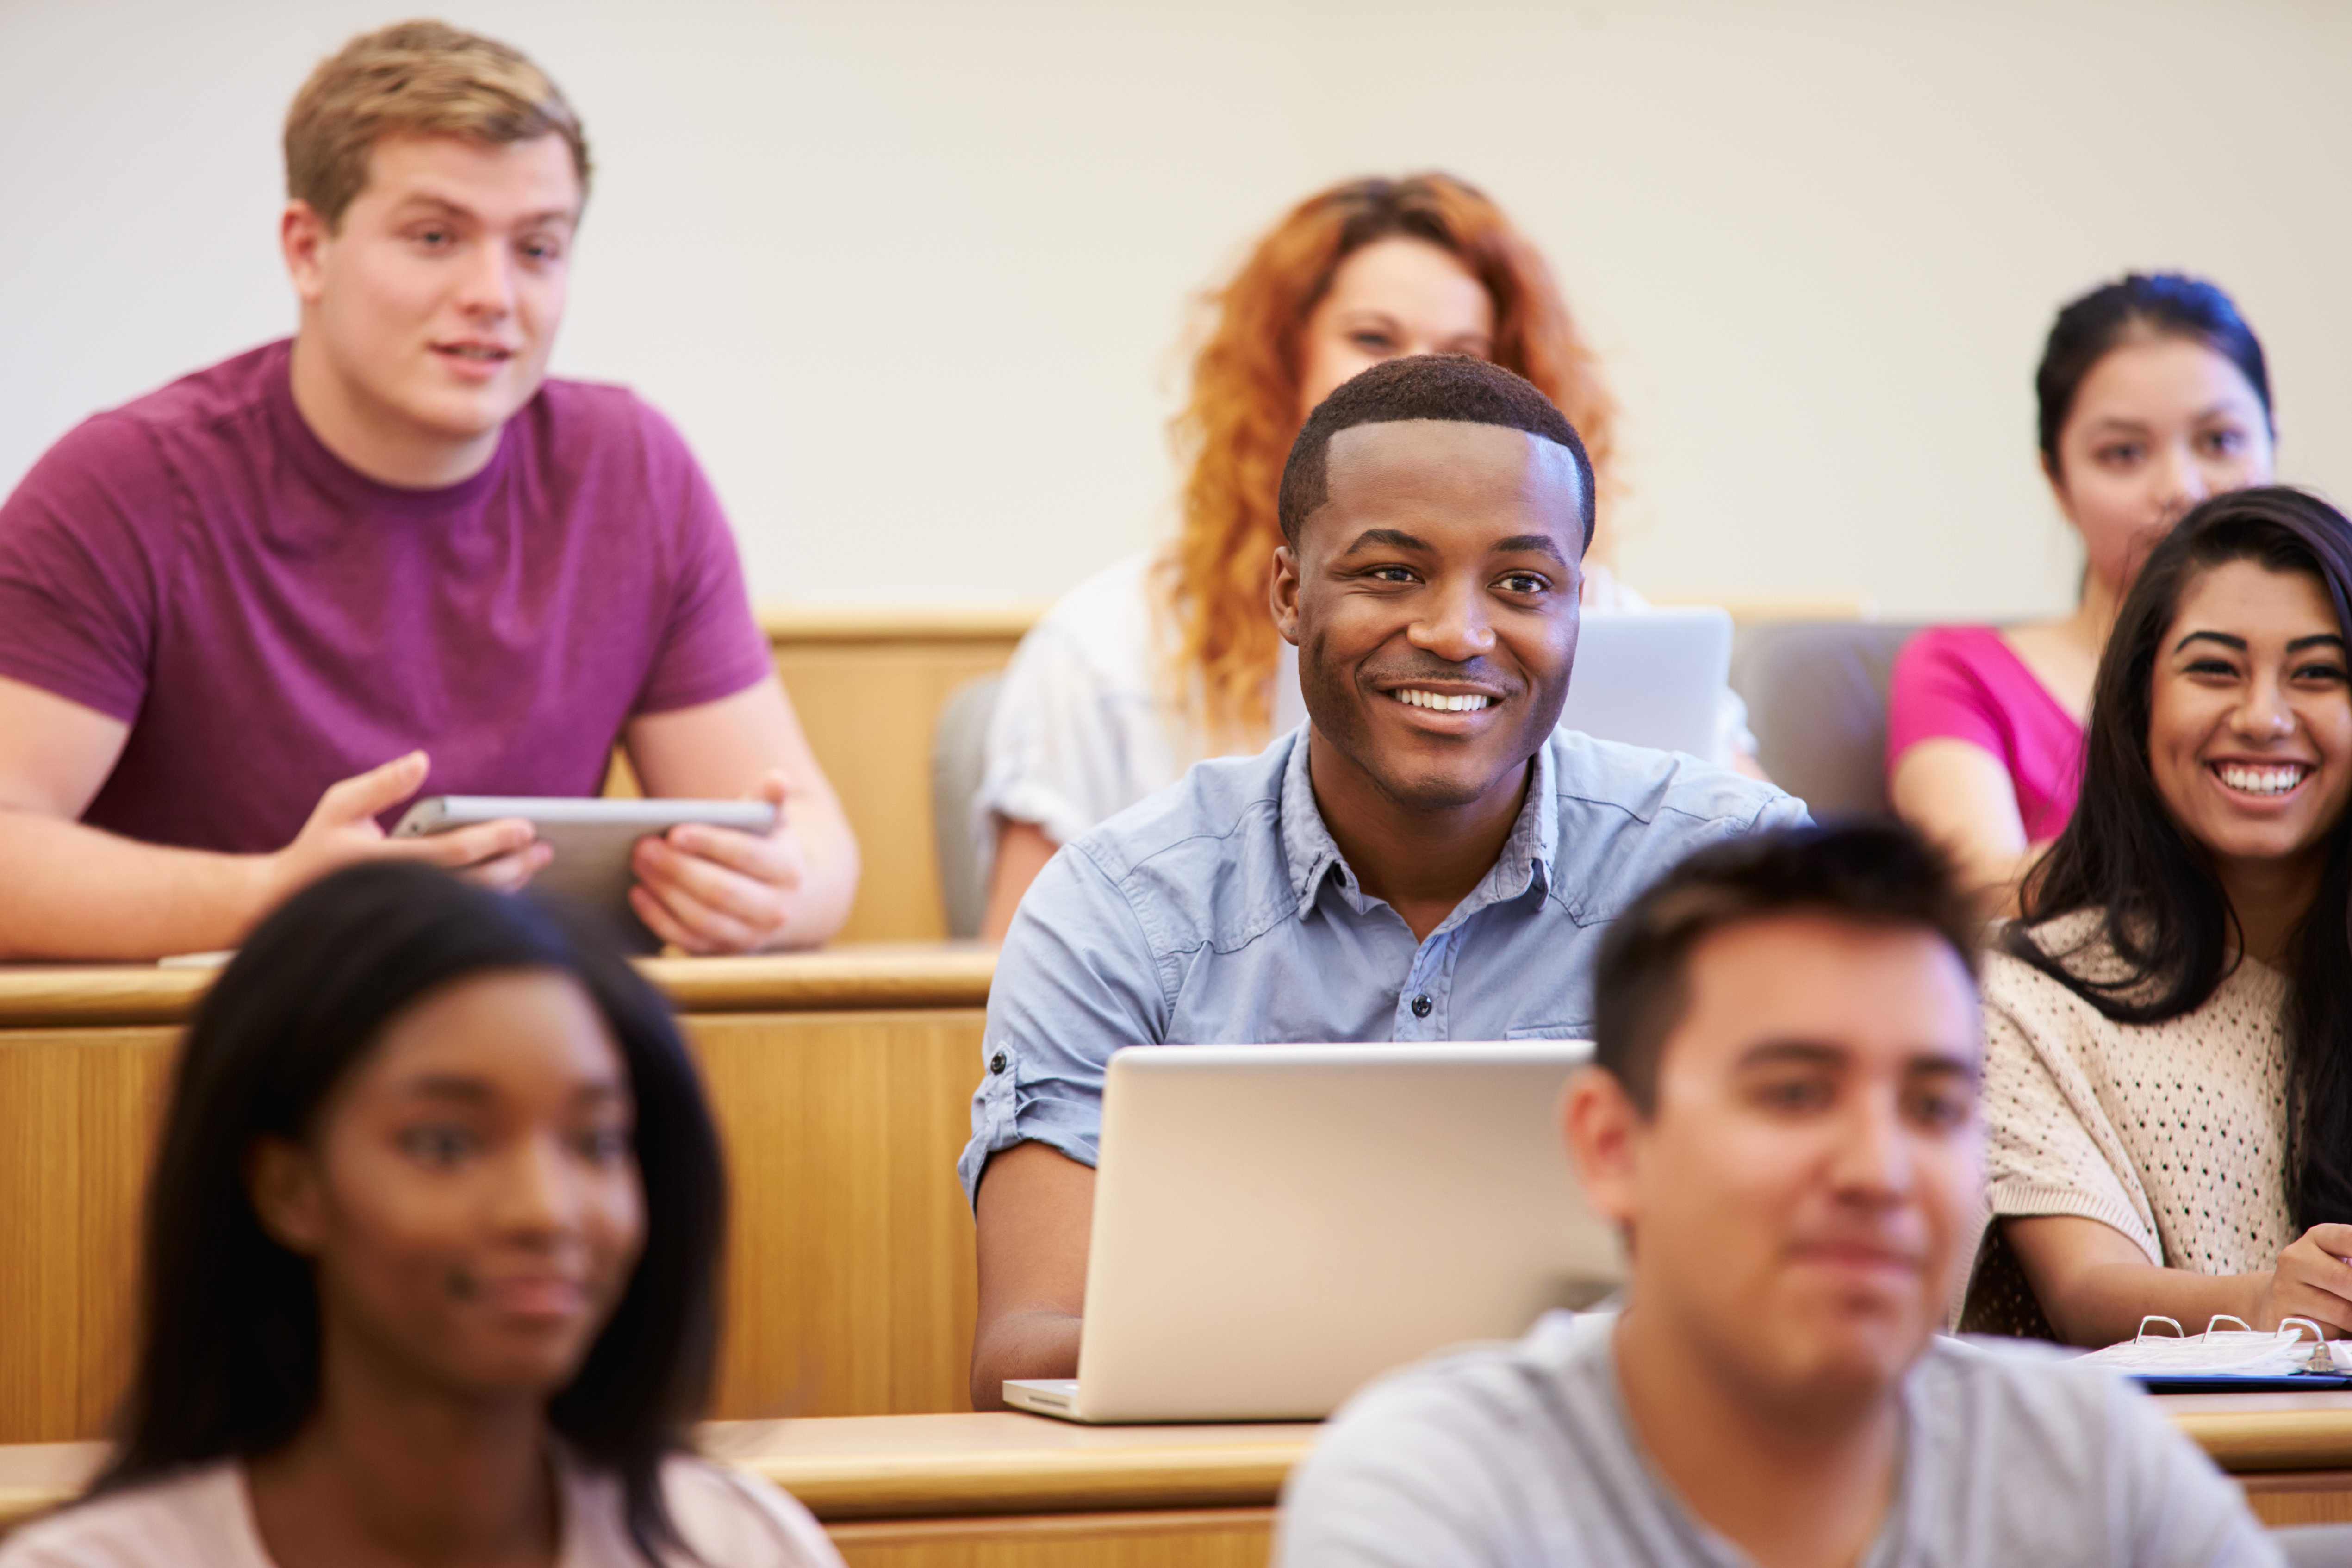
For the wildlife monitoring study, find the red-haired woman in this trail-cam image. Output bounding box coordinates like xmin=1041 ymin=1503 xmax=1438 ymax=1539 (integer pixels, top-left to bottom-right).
xmin=976 ymin=173 xmax=1756 ymax=939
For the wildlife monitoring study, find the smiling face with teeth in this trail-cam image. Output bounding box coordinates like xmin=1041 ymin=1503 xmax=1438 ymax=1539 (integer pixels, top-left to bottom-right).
xmin=284 ymin=133 xmax=581 ymax=488
xmin=2147 ymin=558 xmax=2352 ymax=881
xmin=1273 ymin=416 xmax=1585 ymax=831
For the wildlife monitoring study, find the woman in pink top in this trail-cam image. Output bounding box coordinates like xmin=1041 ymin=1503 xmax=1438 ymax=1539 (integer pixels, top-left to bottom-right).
xmin=0 ymin=864 xmax=840 ymax=1568
xmin=1888 ymin=274 xmax=2277 ymax=910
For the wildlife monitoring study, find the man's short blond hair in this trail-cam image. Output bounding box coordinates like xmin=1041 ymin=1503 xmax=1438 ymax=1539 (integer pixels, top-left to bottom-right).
xmin=285 ymin=19 xmax=591 ymax=230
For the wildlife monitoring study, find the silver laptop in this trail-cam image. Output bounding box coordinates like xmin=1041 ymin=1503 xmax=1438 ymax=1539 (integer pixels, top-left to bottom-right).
xmin=1002 ymin=1041 xmax=1622 ymax=1424
xmin=1556 ymin=606 xmax=1733 ymax=758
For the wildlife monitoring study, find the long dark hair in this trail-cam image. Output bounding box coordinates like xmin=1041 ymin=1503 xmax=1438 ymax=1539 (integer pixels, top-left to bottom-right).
xmin=89 ymin=862 xmax=726 ymax=1561
xmin=2011 ymin=485 xmax=2352 ymax=1231
xmin=2035 ymin=272 xmax=2271 ymax=477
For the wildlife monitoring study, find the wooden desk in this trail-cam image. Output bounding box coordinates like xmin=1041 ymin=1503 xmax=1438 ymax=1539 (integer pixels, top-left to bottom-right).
xmin=0 ymin=948 xmax=994 ymax=1445
xmin=5 ymin=1399 xmax=2349 ymax=1563
xmin=2154 ymin=1389 xmax=2352 ymax=1527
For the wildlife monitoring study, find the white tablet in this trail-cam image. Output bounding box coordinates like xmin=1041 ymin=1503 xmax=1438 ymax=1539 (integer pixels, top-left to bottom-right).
xmin=392 ymin=796 xmax=778 ymax=947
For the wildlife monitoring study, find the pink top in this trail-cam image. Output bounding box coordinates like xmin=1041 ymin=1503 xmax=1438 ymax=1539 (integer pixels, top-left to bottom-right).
xmin=1885 ymin=625 xmax=2084 ymax=844
xmin=0 ymin=1452 xmax=843 ymax=1568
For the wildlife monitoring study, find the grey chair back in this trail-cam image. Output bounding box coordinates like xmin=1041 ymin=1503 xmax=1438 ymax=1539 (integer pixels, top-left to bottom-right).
xmin=931 ymin=673 xmax=1005 ymax=939
xmin=2275 ymin=1525 xmax=2352 ymax=1567
xmin=1730 ymin=621 xmax=1927 ymax=819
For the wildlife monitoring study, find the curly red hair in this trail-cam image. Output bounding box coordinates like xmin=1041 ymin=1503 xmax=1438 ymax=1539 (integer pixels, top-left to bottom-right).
xmin=1159 ymin=172 xmax=1620 ymax=744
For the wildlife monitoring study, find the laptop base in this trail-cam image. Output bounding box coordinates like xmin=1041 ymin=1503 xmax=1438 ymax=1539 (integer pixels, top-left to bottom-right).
xmin=1002 ymin=1377 xmax=1089 ymax=1422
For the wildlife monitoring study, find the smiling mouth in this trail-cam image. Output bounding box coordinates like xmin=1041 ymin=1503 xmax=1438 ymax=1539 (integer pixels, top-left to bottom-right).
xmin=434 ymin=343 xmax=514 ymax=364
xmin=1388 ymin=688 xmax=1497 ymax=713
xmin=2212 ymin=761 xmax=2310 ymax=798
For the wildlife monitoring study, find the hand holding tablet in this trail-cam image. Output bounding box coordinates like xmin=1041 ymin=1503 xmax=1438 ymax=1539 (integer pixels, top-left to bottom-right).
xmin=268 ymin=752 xmax=549 ymax=907
xmin=391 ymin=772 xmax=784 ymax=952
xmin=626 ymin=770 xmax=807 ymax=954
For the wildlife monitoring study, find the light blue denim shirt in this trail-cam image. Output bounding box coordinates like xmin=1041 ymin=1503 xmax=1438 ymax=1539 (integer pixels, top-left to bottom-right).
xmin=957 ymin=726 xmax=1808 ymax=1201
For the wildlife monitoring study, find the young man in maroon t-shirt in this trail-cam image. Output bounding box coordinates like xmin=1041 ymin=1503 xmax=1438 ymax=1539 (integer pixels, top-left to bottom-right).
xmin=0 ymin=21 xmax=859 ymax=959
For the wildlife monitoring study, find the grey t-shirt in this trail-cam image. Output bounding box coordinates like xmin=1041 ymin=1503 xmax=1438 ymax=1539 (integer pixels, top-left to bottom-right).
xmin=1276 ymin=1311 xmax=2280 ymax=1568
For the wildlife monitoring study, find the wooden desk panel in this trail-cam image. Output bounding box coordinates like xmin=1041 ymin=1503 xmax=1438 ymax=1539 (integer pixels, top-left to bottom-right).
xmin=763 ymin=606 xmax=1037 ymax=945
xmin=0 ymin=1026 xmax=169 ymax=1446
xmin=697 ymin=1010 xmax=982 ymax=1422
xmin=829 ymin=1509 xmax=1275 ymax=1568
xmin=0 ymin=953 xmax=991 ymax=1444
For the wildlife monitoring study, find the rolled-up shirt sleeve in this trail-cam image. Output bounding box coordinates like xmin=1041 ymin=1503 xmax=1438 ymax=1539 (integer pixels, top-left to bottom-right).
xmin=957 ymin=840 xmax=1171 ymax=1203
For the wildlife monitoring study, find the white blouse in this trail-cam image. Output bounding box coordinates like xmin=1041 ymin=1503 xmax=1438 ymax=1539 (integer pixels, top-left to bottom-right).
xmin=975 ymin=551 xmax=1758 ymax=879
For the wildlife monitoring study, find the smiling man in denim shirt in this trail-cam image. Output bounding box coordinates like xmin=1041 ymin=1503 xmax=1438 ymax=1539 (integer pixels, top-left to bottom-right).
xmin=962 ymin=356 xmax=1807 ymax=1406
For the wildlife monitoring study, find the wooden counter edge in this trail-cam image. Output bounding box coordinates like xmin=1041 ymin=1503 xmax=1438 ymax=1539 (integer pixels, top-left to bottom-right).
xmin=747 ymin=1440 xmax=1312 ymax=1521
xmin=2166 ymin=1407 xmax=2352 ymax=1473
xmin=761 ymin=604 xmax=1044 ymax=645
xmin=0 ymin=946 xmax=994 ymax=1029
xmin=0 ymin=1439 xmax=1312 ymax=1535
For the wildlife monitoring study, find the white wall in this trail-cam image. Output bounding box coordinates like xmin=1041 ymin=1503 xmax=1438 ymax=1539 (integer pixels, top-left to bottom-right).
xmin=3 ymin=0 xmax=2347 ymax=618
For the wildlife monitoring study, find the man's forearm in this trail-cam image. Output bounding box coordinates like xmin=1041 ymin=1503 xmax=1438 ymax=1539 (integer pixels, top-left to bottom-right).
xmin=0 ymin=807 xmax=275 ymax=960
xmin=969 ymin=1307 xmax=1083 ymax=1411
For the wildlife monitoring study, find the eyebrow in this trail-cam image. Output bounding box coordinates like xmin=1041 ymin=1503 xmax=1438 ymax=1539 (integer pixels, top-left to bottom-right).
xmin=389 ymin=194 xmax=578 ymax=228
xmin=2174 ymin=630 xmax=2348 ymax=655
xmin=396 ymin=1075 xmax=628 ymax=1104
xmin=1340 ymin=527 xmax=1431 ymax=555
xmin=1733 ymin=1040 xmax=1842 ymax=1071
xmin=2084 ymin=400 xmax=2256 ymax=435
xmin=1733 ymin=1040 xmax=1979 ymax=1080
xmin=1493 ymin=534 xmax=1570 ymax=566
xmin=400 ymin=1074 xmax=492 ymax=1103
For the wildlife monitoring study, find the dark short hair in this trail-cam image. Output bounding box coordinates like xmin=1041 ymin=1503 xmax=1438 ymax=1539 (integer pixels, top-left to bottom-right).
xmin=2016 ymin=485 xmax=2352 ymax=1232
xmin=2036 ymin=273 xmax=2271 ymax=476
xmin=1276 ymin=354 xmax=1595 ymax=548
xmin=1593 ymin=822 xmax=1980 ymax=1111
xmin=88 ymin=863 xmax=725 ymax=1564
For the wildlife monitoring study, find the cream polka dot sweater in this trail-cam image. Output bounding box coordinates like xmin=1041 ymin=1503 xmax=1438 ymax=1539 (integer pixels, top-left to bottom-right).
xmin=1982 ymin=911 xmax=2296 ymax=1275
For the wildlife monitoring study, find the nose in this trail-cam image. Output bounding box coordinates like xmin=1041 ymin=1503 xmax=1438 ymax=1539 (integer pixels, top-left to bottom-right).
xmin=491 ymin=1133 xmax=578 ymax=1242
xmin=455 ymin=240 xmax=516 ymax=322
xmin=2156 ymin=442 xmax=2208 ymax=521
xmin=1406 ymin=578 xmax=1496 ymax=663
xmin=1828 ymin=1092 xmax=1913 ymax=1205
xmin=2234 ymin=672 xmax=2297 ymax=741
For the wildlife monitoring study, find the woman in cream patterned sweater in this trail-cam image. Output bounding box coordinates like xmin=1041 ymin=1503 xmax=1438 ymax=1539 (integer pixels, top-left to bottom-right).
xmin=1973 ymin=486 xmax=2352 ymax=1346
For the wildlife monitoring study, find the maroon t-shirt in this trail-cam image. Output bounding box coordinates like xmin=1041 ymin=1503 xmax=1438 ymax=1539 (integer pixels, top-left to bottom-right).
xmin=0 ymin=340 xmax=775 ymax=854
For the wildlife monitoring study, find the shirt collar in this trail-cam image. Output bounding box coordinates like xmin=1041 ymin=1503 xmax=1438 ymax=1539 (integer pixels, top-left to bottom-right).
xmin=1278 ymin=726 xmax=1560 ymax=921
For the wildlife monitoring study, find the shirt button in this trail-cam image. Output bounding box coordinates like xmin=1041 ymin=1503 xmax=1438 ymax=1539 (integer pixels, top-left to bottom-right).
xmin=990 ymin=1052 xmax=1008 ymax=1074
xmin=1411 ymin=994 xmax=1433 ymax=1019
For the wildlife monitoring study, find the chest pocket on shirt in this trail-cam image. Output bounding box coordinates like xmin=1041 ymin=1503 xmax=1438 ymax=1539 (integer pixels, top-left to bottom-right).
xmin=1506 ymin=1020 xmax=1591 ymax=1041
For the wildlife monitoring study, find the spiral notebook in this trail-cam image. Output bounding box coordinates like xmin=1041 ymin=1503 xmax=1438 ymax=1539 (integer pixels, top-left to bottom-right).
xmin=2080 ymin=1315 xmax=2352 ymax=1392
